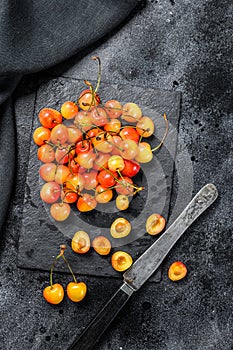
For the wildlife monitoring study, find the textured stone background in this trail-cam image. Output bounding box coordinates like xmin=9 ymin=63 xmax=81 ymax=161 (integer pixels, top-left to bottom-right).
xmin=0 ymin=1 xmax=232 ymax=349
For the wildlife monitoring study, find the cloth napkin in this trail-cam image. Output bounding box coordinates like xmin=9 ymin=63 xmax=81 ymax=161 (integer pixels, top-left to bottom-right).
xmin=0 ymin=0 xmax=139 ymax=233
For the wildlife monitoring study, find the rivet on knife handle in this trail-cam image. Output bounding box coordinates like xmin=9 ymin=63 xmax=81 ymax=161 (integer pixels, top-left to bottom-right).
xmin=124 ymin=183 xmax=218 ymax=290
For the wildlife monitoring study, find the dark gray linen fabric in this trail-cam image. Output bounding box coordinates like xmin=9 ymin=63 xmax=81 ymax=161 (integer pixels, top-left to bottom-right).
xmin=0 ymin=0 xmax=139 ymax=232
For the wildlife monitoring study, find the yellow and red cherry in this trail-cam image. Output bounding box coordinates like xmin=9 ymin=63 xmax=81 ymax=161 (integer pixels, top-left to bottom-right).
xmin=33 ymin=126 xmax=51 ymax=146
xmin=104 ymin=100 xmax=122 ymax=119
xmin=50 ymin=202 xmax=71 ymax=221
xmin=116 ymin=195 xmax=130 ymax=211
xmin=67 ymin=282 xmax=87 ymax=302
xmin=38 ymin=144 xmax=55 ymax=163
xmin=108 ymin=155 xmax=125 ymax=172
xmin=95 ymin=185 xmax=113 ymax=203
xmin=67 ymin=125 xmax=82 ymax=144
xmin=54 ymin=165 xmax=71 ymax=185
xmin=92 ymin=236 xmax=111 ymax=255
xmin=168 ymin=262 xmax=187 ymax=281
xmin=111 ymin=135 xmax=122 ymax=155
xmin=110 ymin=218 xmax=131 ymax=238
xmin=65 ymin=173 xmax=85 ymax=192
xmin=104 ymin=119 xmax=121 ymax=134
xmin=91 ymin=107 xmax=108 ymax=127
xmin=39 ymin=108 xmax=62 ymax=129
xmin=121 ymin=159 xmax=140 ymax=177
xmin=122 ymin=102 xmax=142 ymax=123
xmin=116 ymin=176 xmax=134 ymax=195
xmin=61 ymin=101 xmax=78 ymax=119
xmin=83 ymin=170 xmax=98 ymax=190
xmin=119 ymin=127 xmax=140 ymax=143
xmin=146 ymin=213 xmax=166 ymax=235
xmin=97 ymin=170 xmax=117 ymax=188
xmin=77 ymin=193 xmax=97 ymax=212
xmin=136 ymin=116 xmax=154 ymax=137
xmin=86 ymin=127 xmax=99 ymax=139
xmin=69 ymin=159 xmax=80 ymax=173
xmin=92 ymin=133 xmax=113 ymax=153
xmin=61 ymin=189 xmax=78 ymax=204
xmin=71 ymin=231 xmax=90 ymax=254
xmin=111 ymin=251 xmax=133 ymax=272
xmin=40 ymin=182 xmax=61 ymax=203
xmin=78 ymin=89 xmax=100 ymax=111
xmin=93 ymin=153 xmax=110 ymax=171
xmin=120 ymin=139 xmax=138 ymax=160
xmin=43 ymin=284 xmax=64 ymax=305
xmin=75 ymin=110 xmax=92 ymax=131
xmin=75 ymin=140 xmax=92 ymax=154
xmin=55 ymin=144 xmax=75 ymax=164
xmin=76 ymin=150 xmax=96 ymax=169
xmin=39 ymin=163 xmax=57 ymax=182
xmin=135 ymin=142 xmax=153 ymax=163
xmin=50 ymin=124 xmax=68 ymax=145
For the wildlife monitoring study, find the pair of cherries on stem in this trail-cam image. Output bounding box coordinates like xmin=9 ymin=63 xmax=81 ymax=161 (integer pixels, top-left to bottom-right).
xmin=43 ymin=245 xmax=87 ymax=305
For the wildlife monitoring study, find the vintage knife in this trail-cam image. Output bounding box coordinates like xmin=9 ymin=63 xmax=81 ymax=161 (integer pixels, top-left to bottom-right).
xmin=69 ymin=183 xmax=218 ymax=350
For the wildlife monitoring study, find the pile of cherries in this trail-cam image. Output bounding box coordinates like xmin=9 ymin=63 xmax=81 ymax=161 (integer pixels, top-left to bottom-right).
xmin=33 ymin=57 xmax=168 ymax=222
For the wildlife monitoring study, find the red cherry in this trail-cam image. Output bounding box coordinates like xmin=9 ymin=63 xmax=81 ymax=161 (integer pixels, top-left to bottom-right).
xmin=61 ymin=190 xmax=78 ymax=204
xmin=97 ymin=170 xmax=117 ymax=188
xmin=121 ymin=160 xmax=140 ymax=177
xmin=75 ymin=140 xmax=92 ymax=154
xmin=119 ymin=127 xmax=140 ymax=143
xmin=38 ymin=108 xmax=62 ymax=129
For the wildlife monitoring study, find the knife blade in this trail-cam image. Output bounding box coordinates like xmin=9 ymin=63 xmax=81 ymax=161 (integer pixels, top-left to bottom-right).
xmin=68 ymin=183 xmax=218 ymax=350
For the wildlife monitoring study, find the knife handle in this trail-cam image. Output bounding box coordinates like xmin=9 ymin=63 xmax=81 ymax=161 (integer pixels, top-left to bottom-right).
xmin=68 ymin=283 xmax=133 ymax=350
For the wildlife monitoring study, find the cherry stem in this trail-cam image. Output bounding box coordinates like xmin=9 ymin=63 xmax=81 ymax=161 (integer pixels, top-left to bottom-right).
xmin=92 ymin=56 xmax=101 ymax=93
xmin=61 ymin=255 xmax=77 ymax=284
xmin=49 ymin=244 xmax=66 ymax=288
xmin=151 ymin=114 xmax=168 ymax=152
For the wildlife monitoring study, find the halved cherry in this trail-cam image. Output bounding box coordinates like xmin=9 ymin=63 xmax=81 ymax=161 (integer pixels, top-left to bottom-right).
xmin=146 ymin=214 xmax=166 ymax=235
xmin=110 ymin=218 xmax=131 ymax=238
xmin=71 ymin=231 xmax=90 ymax=254
xmin=39 ymin=108 xmax=62 ymax=129
xmin=168 ymin=262 xmax=187 ymax=281
xmin=77 ymin=193 xmax=97 ymax=212
xmin=92 ymin=236 xmax=111 ymax=255
xmin=111 ymin=251 xmax=133 ymax=272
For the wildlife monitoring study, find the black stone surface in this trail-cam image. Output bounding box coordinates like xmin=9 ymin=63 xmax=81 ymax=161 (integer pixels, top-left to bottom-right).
xmin=0 ymin=1 xmax=232 ymax=350
xmin=17 ymin=77 xmax=180 ymax=282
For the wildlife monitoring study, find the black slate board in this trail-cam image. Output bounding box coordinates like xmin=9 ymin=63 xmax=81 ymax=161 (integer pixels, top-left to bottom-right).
xmin=17 ymin=78 xmax=181 ymax=282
